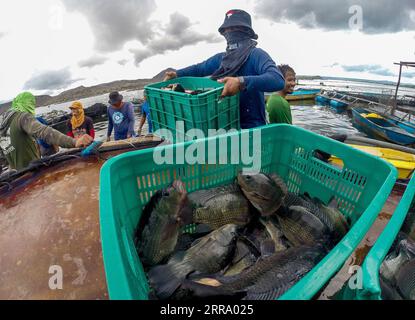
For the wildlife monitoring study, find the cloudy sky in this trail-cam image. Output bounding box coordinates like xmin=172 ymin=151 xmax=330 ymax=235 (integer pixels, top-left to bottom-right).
xmin=0 ymin=0 xmax=414 ymax=102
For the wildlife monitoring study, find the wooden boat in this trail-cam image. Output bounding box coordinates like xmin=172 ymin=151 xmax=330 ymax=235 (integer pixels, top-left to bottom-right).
xmin=329 ymin=98 xmax=349 ymax=113
xmin=351 ymin=108 xmax=415 ymax=146
xmin=331 ymin=144 xmax=415 ymax=179
xmin=383 ymin=114 xmax=415 ymax=135
xmin=286 ymin=89 xmax=321 ymax=101
xmin=0 ymin=136 xmax=162 ymax=299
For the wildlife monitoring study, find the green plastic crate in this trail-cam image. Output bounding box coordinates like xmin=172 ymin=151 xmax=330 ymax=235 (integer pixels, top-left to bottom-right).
xmin=144 ymin=77 xmax=240 ymax=142
xmin=347 ymin=175 xmax=415 ymax=300
xmin=99 ymin=124 xmax=397 ymax=300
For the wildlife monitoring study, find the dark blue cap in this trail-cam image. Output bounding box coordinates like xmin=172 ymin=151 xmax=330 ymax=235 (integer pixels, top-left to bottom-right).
xmin=218 ymin=9 xmax=258 ymax=40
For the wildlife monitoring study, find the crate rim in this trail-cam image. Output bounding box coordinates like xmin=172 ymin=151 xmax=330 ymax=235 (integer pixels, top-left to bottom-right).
xmin=356 ymin=174 xmax=415 ymax=300
xmin=144 ymin=76 xmax=225 ymax=98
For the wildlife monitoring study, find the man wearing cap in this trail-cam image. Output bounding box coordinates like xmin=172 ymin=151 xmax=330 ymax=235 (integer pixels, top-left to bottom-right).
xmin=107 ymin=92 xmax=136 ymax=141
xmin=164 ymin=9 xmax=285 ymax=129
xmin=0 ymin=92 xmax=93 ymax=170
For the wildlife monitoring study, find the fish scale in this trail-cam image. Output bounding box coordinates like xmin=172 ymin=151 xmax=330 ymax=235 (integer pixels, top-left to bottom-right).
xmin=277 ymin=206 xmax=328 ymax=247
xmin=284 ymin=193 xmax=348 ymax=238
xmin=396 ymin=260 xmax=415 ymax=300
xmin=244 ymin=258 xmax=312 ymax=300
xmin=218 ymin=245 xmax=324 ymax=292
xmin=148 ymin=224 xmax=237 ymax=299
xmin=138 ymin=181 xmax=191 ymax=266
xmin=192 ymin=189 xmax=251 ymax=229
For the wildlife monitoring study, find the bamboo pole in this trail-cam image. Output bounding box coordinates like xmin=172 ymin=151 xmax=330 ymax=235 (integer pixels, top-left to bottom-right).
xmin=392 ymin=63 xmax=403 ymax=116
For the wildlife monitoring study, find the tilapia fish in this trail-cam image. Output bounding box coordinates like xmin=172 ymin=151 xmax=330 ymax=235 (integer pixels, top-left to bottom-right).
xmin=237 ymin=172 xmax=288 ymax=216
xmin=312 ymin=197 xmax=349 ymax=240
xmin=381 ymin=238 xmax=415 ymax=285
xmin=396 ymin=259 xmax=415 ymax=300
xmin=190 ymin=184 xmax=251 ymax=230
xmin=277 ymin=206 xmax=329 ymax=247
xmin=284 ymin=193 xmax=349 ymax=240
xmin=137 ymin=180 xmax=192 ymax=267
xmin=183 ymin=245 xmax=325 ymax=300
xmin=148 ymin=224 xmax=237 ymax=299
xmin=259 ymin=218 xmax=288 ymax=253
xmin=243 ymin=246 xmax=324 ymax=300
xmin=223 ymin=237 xmax=261 ymax=277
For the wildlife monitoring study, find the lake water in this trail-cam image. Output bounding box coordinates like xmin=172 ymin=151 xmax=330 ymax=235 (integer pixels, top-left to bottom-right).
xmin=38 ymin=77 xmax=415 ymax=139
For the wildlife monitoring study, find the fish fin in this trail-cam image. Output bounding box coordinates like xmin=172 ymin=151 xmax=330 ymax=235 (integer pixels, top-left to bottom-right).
xmin=172 ymin=179 xmax=187 ymax=194
xmin=176 ymin=280 xmax=242 ymax=300
xmin=270 ymin=174 xmax=288 ymax=195
xmin=328 ymin=196 xmax=339 ymax=209
xmin=260 ymin=239 xmax=275 ymax=257
xmin=238 ymin=236 xmax=261 ymax=258
xmin=147 ymin=263 xmax=184 ymax=300
xmin=135 ymin=190 xmax=164 ymax=243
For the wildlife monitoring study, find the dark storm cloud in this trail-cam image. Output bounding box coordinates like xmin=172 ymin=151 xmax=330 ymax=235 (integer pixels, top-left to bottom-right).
xmin=254 ymin=0 xmax=415 ymax=34
xmin=341 ymin=64 xmax=395 ymax=77
xmin=23 ymin=68 xmax=83 ymax=91
xmin=62 ymin=0 xmax=157 ymax=52
xmin=78 ymin=55 xmax=109 ymax=68
xmin=130 ymin=12 xmax=222 ymax=66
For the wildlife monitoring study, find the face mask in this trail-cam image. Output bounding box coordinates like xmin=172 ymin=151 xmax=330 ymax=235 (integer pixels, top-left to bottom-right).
xmin=223 ymin=30 xmax=251 ymax=46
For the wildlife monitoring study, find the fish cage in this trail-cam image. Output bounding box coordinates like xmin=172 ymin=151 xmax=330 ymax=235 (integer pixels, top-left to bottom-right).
xmin=99 ymin=124 xmax=397 ymax=300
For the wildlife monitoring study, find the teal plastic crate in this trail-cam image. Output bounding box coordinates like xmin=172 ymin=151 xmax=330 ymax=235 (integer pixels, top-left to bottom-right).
xmin=99 ymin=124 xmax=397 ymax=300
xmin=348 ymin=175 xmax=415 ymax=300
xmin=144 ymin=77 xmax=240 ymax=142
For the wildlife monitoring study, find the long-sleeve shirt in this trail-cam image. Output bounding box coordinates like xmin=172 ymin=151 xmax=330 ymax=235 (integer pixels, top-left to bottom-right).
xmin=67 ymin=116 xmax=95 ymax=139
xmin=107 ymin=102 xmax=135 ymax=140
xmin=176 ymin=48 xmax=285 ymax=129
xmin=0 ymin=111 xmax=76 ymax=170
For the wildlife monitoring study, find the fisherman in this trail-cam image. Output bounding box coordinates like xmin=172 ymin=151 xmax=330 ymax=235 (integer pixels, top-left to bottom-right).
xmin=137 ymin=94 xmax=153 ymax=136
xmin=266 ymin=65 xmax=296 ymax=125
xmin=164 ymin=9 xmax=285 ymax=129
xmin=106 ymin=92 xmax=135 ymax=142
xmin=0 ymin=92 xmax=93 ymax=170
xmin=67 ymin=101 xmax=95 ymax=139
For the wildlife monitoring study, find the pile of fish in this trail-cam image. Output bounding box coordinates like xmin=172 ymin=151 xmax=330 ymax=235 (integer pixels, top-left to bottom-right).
xmin=380 ymin=202 xmax=415 ymax=300
xmin=134 ymin=172 xmax=350 ymax=300
xmin=161 ymin=83 xmax=212 ymax=95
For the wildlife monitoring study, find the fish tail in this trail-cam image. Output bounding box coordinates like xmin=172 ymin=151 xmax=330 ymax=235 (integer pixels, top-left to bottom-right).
xmin=148 ymin=263 xmax=187 ymax=300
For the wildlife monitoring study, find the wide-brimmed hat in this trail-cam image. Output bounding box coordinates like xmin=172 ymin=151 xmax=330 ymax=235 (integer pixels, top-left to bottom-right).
xmin=108 ymin=92 xmax=123 ymax=105
xmin=218 ymin=9 xmax=258 ymax=40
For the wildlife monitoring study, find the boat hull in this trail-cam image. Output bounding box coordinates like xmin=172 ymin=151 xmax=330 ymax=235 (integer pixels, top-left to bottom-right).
xmin=0 ymin=137 xmax=162 ymax=299
xmin=351 ymin=108 xmax=415 ymax=146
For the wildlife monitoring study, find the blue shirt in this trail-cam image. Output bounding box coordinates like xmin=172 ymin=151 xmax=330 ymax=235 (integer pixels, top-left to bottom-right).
xmin=177 ymin=48 xmax=285 ymax=129
xmin=35 ymin=117 xmax=52 ymax=149
xmin=141 ymin=101 xmax=153 ymax=133
xmin=107 ymin=102 xmax=135 ymax=140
